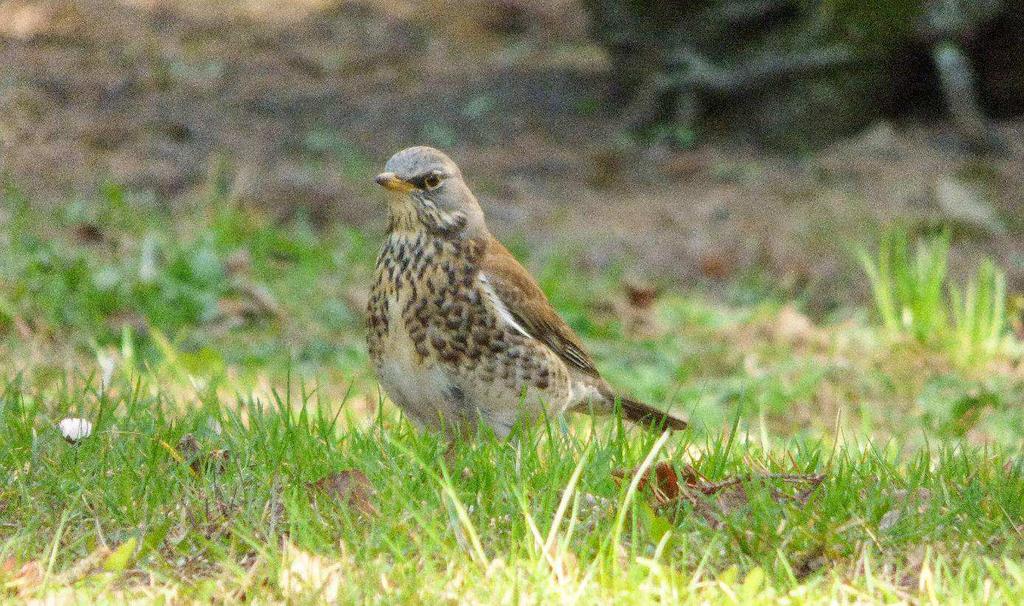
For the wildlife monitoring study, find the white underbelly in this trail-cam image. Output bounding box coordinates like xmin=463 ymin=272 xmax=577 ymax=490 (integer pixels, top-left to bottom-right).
xmin=371 ymin=274 xmax=581 ymax=437
xmin=375 ymin=318 xmax=454 ymax=428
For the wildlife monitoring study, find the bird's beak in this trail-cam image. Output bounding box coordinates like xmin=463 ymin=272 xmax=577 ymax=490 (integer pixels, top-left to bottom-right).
xmin=374 ymin=172 xmax=415 ymax=193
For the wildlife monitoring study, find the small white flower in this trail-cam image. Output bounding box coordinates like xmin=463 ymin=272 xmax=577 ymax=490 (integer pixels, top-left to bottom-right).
xmin=59 ymin=418 xmax=93 ymax=443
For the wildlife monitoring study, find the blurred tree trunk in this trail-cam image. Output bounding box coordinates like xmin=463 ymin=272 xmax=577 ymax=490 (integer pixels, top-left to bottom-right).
xmin=581 ymin=0 xmax=1018 ymax=149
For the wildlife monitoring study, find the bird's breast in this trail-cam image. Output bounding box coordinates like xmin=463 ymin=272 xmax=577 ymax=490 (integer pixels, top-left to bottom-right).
xmin=366 ymin=231 xmax=573 ymax=433
xmin=368 ymin=231 xmax=487 ymax=360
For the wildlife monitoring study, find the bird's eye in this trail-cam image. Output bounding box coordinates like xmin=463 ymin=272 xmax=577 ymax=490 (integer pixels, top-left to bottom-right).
xmin=423 ymin=174 xmax=442 ymax=190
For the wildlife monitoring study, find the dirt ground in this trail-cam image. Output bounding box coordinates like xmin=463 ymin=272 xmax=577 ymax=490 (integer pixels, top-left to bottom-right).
xmin=2 ymin=0 xmax=1023 ymax=311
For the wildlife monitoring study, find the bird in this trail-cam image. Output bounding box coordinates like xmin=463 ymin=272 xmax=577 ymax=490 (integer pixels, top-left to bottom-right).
xmin=366 ymin=146 xmax=687 ymax=438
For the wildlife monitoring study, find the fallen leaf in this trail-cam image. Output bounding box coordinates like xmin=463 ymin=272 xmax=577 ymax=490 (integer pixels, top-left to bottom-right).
xmin=613 ymin=461 xmax=825 ymax=528
xmin=613 ymin=461 xmax=700 ymax=506
xmin=311 ymin=470 xmax=378 ymax=516
xmin=698 ymin=251 xmax=738 ymax=280
xmin=616 ymin=279 xmax=665 ymax=338
xmin=623 ymin=279 xmax=660 ymax=309
xmin=72 ymin=222 xmax=105 ymax=243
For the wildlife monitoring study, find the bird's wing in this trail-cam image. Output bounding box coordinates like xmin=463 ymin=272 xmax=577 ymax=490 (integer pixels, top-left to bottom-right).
xmin=479 ymin=238 xmax=600 ymax=377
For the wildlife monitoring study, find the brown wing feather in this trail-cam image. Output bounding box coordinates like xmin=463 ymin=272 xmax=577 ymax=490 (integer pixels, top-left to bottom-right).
xmin=479 ymin=238 xmax=600 ymax=377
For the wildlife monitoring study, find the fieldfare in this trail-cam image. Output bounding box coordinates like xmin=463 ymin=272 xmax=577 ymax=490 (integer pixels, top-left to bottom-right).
xmin=367 ymin=146 xmax=687 ymax=438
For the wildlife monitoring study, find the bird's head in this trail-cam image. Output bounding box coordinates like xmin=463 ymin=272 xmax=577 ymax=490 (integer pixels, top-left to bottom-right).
xmin=374 ymin=146 xmax=486 ymax=238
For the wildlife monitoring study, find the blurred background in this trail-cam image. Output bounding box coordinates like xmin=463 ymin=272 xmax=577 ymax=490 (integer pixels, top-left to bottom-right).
xmin=3 ymin=0 xmax=1023 ymax=297
xmin=1 ymin=0 xmax=1023 ymax=438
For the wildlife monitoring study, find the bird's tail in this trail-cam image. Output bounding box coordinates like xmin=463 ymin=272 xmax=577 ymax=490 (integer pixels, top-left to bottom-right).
xmin=619 ymin=397 xmax=688 ymax=431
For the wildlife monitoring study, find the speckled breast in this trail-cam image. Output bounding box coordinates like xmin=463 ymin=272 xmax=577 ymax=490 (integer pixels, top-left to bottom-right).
xmin=366 ymin=232 xmax=571 ymax=434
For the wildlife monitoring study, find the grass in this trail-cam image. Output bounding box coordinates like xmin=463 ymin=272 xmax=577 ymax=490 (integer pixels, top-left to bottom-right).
xmin=0 ymin=181 xmax=374 ymax=389
xmin=2 ymin=375 xmax=1023 ymax=603
xmin=859 ymin=227 xmax=1015 ymax=368
xmin=2 ymin=185 xmax=1024 ymax=602
xmin=949 ymin=259 xmax=1009 ymax=368
xmin=859 ymin=228 xmax=950 ymax=345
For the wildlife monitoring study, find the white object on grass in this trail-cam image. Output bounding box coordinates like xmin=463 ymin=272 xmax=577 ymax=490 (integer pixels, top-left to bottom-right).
xmin=58 ymin=418 xmax=93 ymax=443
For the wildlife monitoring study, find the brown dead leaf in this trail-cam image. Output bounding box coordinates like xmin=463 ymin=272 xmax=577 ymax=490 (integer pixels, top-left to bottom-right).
xmin=613 ymin=460 xmax=825 ymax=529
xmin=698 ymin=250 xmax=738 ymax=280
xmin=311 ymin=470 xmax=378 ymax=517
xmin=616 ymin=279 xmax=666 ymax=338
xmin=72 ymin=222 xmax=105 ymax=244
xmin=613 ymin=461 xmax=701 ymax=507
xmin=623 ymin=279 xmax=660 ymax=309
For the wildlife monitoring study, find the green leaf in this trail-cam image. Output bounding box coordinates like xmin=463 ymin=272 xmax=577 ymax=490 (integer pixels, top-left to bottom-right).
xmin=103 ymin=537 xmax=138 ymax=572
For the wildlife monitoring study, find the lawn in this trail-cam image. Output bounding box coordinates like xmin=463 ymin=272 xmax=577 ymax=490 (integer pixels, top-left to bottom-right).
xmin=2 ymin=184 xmax=1023 ymax=603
